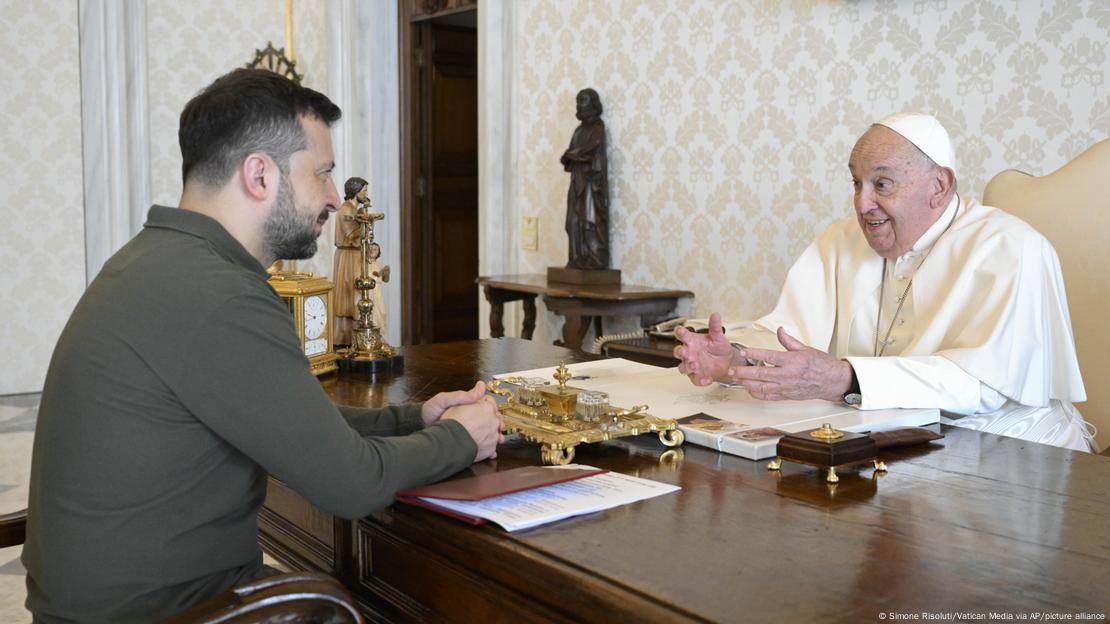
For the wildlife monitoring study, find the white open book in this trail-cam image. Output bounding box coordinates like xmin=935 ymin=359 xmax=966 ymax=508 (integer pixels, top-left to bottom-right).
xmin=679 ymin=317 xmax=750 ymax=333
xmin=645 ymin=317 xmax=750 ymax=338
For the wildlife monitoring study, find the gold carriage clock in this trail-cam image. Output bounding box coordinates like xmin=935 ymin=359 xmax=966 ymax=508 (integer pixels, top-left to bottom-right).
xmin=268 ymin=272 xmax=339 ymax=376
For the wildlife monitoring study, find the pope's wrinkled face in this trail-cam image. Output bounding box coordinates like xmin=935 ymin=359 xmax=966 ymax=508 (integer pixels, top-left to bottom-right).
xmin=848 ymin=125 xmax=945 ymax=259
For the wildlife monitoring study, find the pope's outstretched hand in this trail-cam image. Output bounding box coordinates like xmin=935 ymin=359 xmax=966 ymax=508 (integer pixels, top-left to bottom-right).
xmin=673 ymin=313 xmax=735 ymax=386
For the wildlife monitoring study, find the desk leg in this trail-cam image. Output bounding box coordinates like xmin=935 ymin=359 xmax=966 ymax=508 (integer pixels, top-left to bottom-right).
xmin=483 ymin=285 xmax=505 ymax=338
xmin=556 ymin=315 xmax=590 ymax=352
xmin=522 ymin=297 xmax=537 ymax=340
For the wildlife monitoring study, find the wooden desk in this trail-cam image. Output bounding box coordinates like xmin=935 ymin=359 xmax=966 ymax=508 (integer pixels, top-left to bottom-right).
xmin=476 ymin=274 xmax=693 ymax=351
xmin=260 ymin=339 xmax=1110 ymax=622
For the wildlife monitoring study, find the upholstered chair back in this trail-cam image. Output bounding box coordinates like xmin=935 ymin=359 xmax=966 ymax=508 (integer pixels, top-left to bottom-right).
xmin=983 ymin=139 xmax=1110 ymax=451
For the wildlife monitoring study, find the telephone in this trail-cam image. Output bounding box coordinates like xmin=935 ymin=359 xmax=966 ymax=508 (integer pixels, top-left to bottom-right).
xmin=588 ymin=317 xmax=752 ymax=354
xmin=588 ymin=317 xmax=686 ymax=354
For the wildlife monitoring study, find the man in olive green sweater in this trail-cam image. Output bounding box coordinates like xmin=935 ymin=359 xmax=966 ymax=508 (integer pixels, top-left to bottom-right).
xmin=22 ymin=69 xmax=504 ymax=623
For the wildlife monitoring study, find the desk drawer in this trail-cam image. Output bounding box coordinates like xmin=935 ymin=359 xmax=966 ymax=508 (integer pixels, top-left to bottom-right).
xmin=259 ymin=478 xmax=337 ymax=574
xmin=357 ymin=519 xmax=564 ymax=623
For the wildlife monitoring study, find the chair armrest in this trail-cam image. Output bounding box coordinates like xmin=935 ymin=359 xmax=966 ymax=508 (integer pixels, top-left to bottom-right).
xmin=0 ymin=508 xmax=27 ymax=548
xmin=162 ymin=572 xmax=363 ymax=624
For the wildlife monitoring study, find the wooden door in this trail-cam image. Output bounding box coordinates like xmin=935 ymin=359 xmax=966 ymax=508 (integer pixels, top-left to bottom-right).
xmin=404 ymin=17 xmax=479 ymax=344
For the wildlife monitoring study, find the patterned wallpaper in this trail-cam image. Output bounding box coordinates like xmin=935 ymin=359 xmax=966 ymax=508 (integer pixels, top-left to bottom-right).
xmin=4 ymin=0 xmax=1106 ymax=394
xmin=0 ymin=1 xmax=84 ymax=395
xmin=147 ymin=0 xmax=333 ymax=276
xmin=0 ymin=1 xmax=335 ymax=395
xmin=512 ymin=0 xmax=1110 ymax=339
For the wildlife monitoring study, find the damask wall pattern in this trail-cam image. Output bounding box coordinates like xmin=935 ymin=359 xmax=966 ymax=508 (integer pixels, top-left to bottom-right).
xmin=0 ymin=1 xmax=83 ymax=395
xmin=0 ymin=1 xmax=336 ymax=395
xmin=512 ymin=0 xmax=1109 ymax=339
xmin=147 ymin=0 xmax=333 ymax=277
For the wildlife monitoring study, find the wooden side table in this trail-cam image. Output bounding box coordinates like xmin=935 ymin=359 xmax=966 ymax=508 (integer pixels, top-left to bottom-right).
xmin=476 ymin=274 xmax=693 ymax=352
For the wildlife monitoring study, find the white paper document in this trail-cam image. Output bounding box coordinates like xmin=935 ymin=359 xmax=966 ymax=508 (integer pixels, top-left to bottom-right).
xmin=494 ymin=357 xmax=663 ymax=382
xmin=417 ymin=466 xmax=680 ymax=532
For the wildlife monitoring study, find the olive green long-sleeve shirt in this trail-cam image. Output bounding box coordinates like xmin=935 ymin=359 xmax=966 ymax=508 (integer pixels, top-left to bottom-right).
xmin=23 ymin=206 xmax=476 ymax=623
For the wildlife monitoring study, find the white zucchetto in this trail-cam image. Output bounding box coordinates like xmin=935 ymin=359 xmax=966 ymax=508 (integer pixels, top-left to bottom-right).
xmin=874 ymin=112 xmax=956 ymax=171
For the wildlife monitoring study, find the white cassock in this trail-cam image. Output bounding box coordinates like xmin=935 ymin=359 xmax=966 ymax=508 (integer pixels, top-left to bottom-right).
xmin=727 ymin=194 xmax=1096 ymax=453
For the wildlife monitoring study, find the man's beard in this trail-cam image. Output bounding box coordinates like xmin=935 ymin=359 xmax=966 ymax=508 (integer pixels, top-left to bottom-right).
xmin=262 ymin=176 xmax=321 ymax=261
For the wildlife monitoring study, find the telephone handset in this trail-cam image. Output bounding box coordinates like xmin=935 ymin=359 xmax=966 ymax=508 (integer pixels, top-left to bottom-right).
xmin=646 ymin=317 xmax=688 ymax=337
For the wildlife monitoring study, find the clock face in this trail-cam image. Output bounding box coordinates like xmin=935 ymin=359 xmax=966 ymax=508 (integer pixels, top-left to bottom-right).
xmin=304 ymin=338 xmax=328 ymax=357
xmin=303 ymin=295 xmax=327 ymax=340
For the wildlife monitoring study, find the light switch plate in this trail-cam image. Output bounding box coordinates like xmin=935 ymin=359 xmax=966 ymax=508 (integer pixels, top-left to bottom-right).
xmin=521 ymin=216 xmax=539 ymax=251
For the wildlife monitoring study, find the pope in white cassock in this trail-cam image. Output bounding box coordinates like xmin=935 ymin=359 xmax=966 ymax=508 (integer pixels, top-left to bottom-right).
xmin=674 ymin=112 xmax=1096 ymax=453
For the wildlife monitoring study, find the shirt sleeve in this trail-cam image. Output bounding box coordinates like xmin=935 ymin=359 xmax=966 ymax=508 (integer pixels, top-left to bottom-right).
xmin=337 ymin=404 xmax=425 ymax=437
xmin=174 ymin=291 xmax=477 ymax=520
xmin=846 ymin=354 xmax=1007 ymax=415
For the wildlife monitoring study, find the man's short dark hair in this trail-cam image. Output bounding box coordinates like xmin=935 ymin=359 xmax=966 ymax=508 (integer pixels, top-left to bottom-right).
xmin=344 ymin=176 xmax=368 ymax=201
xmin=179 ymin=68 xmax=341 ymax=187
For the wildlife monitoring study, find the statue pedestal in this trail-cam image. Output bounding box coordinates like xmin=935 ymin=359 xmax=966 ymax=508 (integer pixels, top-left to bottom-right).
xmin=547 ymin=266 xmax=621 ymax=285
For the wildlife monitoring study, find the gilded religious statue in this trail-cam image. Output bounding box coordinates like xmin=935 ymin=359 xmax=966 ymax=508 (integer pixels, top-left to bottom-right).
xmin=364 ymin=242 xmax=390 ymax=335
xmin=560 ymin=88 xmax=609 ymax=270
xmin=334 ymin=176 xmax=401 ymax=370
xmin=333 ymin=177 xmax=368 ymax=346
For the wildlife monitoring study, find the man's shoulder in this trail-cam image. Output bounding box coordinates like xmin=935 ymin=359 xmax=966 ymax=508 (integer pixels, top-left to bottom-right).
xmin=94 ymin=227 xmax=279 ymax=329
xmin=144 ymin=228 xmax=269 ymax=292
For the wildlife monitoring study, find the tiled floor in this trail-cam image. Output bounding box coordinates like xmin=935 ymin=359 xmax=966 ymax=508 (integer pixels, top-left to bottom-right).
xmin=0 ymin=393 xmax=37 ymax=623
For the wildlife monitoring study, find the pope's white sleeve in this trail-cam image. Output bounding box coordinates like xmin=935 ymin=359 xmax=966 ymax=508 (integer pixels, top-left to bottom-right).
xmin=845 ymin=354 xmax=994 ymax=415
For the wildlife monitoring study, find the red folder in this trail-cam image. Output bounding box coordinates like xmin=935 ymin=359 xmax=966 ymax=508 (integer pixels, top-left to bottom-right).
xmin=396 ymin=466 xmax=607 ymax=525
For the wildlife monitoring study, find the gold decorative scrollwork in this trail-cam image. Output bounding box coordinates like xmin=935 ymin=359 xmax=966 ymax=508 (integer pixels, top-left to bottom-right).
xmin=246 ymin=41 xmax=303 ymax=84
xmin=490 ymin=375 xmax=684 ymax=466
xmin=659 ymin=428 xmax=685 ymax=447
xmin=541 ymin=446 xmax=575 ymax=466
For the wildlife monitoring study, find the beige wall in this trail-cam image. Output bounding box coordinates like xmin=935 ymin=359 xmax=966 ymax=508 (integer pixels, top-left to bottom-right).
xmin=0 ymin=1 xmax=334 ymax=395
xmin=3 ymin=0 xmax=1108 ymax=396
xmin=509 ymin=0 xmax=1109 ymax=343
xmin=0 ymin=1 xmax=84 ymax=395
xmin=147 ymin=0 xmax=333 ymax=277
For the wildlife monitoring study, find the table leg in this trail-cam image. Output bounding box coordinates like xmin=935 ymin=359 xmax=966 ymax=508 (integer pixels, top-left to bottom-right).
xmin=556 ymin=315 xmax=591 ymax=352
xmin=483 ymin=285 xmax=505 ymax=338
xmin=522 ymin=297 xmax=537 ymax=340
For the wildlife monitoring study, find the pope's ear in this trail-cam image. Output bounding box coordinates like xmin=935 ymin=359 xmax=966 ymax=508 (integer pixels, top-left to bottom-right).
xmin=932 ymin=166 xmax=956 ymax=209
xmin=241 ymin=153 xmax=275 ymax=202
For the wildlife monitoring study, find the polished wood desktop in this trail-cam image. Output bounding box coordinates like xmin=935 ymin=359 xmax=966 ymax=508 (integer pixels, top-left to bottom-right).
xmin=476 ymin=274 xmax=692 ymax=351
xmin=260 ymin=339 xmax=1110 ymax=622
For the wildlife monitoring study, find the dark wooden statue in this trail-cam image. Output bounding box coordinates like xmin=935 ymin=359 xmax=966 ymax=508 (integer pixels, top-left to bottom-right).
xmin=560 ymin=88 xmax=609 ymax=271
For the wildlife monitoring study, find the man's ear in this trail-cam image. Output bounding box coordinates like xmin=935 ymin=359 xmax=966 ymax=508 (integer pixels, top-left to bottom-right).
xmin=241 ymin=153 xmax=276 ymax=202
xmin=931 ymin=166 xmax=956 ymax=210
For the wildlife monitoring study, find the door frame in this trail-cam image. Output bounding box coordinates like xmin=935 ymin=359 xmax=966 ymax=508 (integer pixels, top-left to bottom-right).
xmin=398 ymin=0 xmax=516 ymax=344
